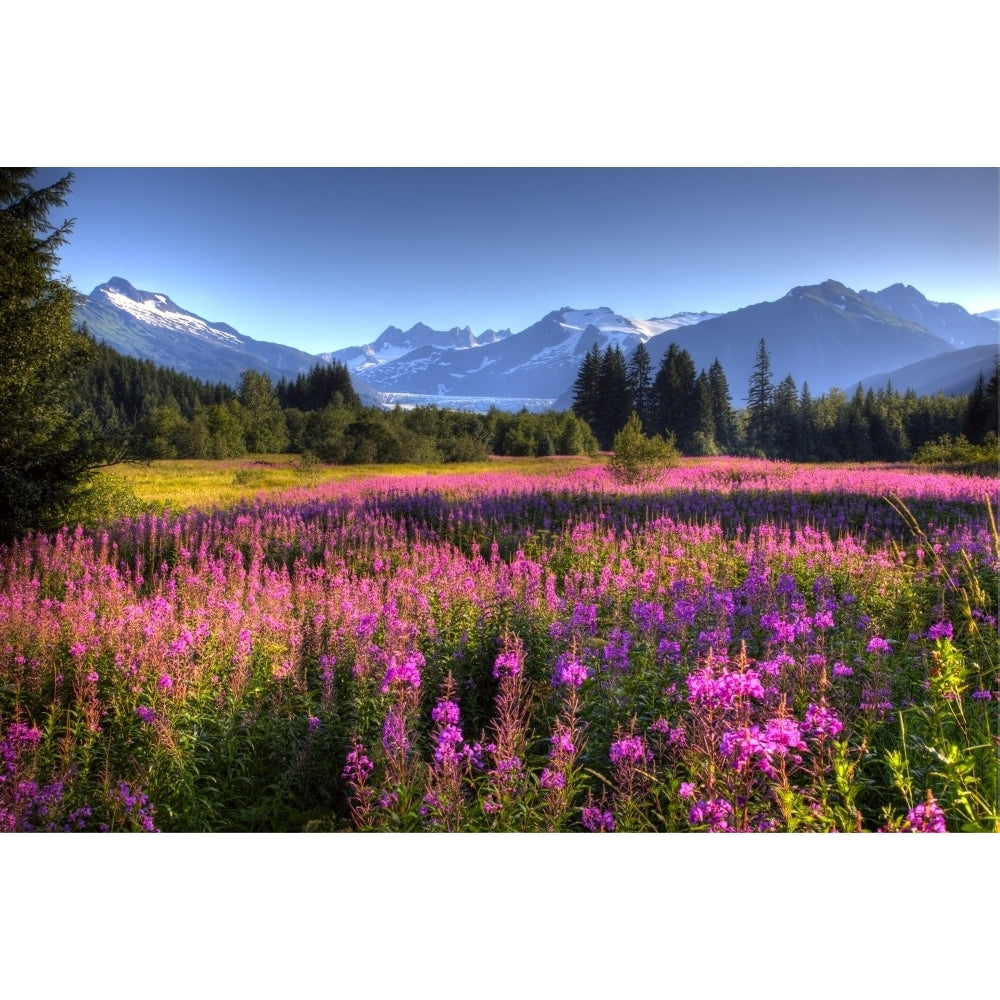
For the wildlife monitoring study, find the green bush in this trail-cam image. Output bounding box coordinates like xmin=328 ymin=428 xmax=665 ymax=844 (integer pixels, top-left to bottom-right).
xmin=607 ymin=412 xmax=681 ymax=484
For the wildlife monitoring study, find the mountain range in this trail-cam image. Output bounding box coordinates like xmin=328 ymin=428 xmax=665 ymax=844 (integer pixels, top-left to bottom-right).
xmin=74 ymin=277 xmax=998 ymax=412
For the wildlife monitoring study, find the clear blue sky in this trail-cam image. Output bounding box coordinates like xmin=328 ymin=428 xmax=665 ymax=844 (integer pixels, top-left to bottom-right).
xmin=37 ymin=166 xmax=998 ymax=356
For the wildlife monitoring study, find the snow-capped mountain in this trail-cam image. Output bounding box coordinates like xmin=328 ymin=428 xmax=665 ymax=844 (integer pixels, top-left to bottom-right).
xmin=323 ymin=321 xmax=513 ymax=373
xmin=76 ymin=277 xmax=325 ymax=387
xmin=74 ymin=276 xmax=995 ymax=413
xmin=327 ymin=306 xmax=718 ymax=407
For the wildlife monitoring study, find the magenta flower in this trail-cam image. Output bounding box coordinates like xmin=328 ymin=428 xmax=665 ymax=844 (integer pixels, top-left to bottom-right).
xmin=581 ymin=806 xmax=615 ymax=832
xmin=380 ymin=651 xmax=424 ymax=693
xmin=539 ymin=768 xmax=566 ymax=791
xmin=157 ymin=673 xmax=173 ymax=691
xmin=866 ymin=636 xmax=892 ymax=655
xmin=609 ymin=735 xmax=650 ymax=767
xmin=927 ymin=621 xmax=953 ymax=641
xmin=803 ymin=702 xmax=843 ymax=738
xmin=493 ymin=642 xmax=523 ymax=679
xmin=431 ymin=699 xmax=461 ymax=725
xmin=906 ymin=793 xmax=947 ymax=833
xmin=553 ymin=652 xmax=588 ymax=687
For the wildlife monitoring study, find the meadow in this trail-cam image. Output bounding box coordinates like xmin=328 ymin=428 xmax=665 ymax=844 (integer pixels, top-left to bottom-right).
xmin=1 ymin=456 xmax=996 ymax=832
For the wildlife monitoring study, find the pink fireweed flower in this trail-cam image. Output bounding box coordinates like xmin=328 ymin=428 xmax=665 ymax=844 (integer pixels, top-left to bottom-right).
xmin=157 ymin=673 xmax=173 ymax=691
xmin=553 ymin=651 xmax=589 ymax=687
xmin=688 ymin=797 xmax=732 ymax=832
xmin=86 ymin=671 xmax=99 ymax=684
xmin=431 ymin=699 xmax=461 ymax=726
xmin=866 ymin=636 xmax=893 ymax=655
xmin=551 ymin=729 xmax=576 ymax=758
xmin=609 ymin=735 xmax=651 ymax=768
xmin=493 ymin=637 xmax=524 ymax=679
xmin=679 ymin=782 xmax=696 ymax=800
xmin=581 ymin=806 xmax=615 ymax=832
xmin=802 ymin=702 xmax=843 ymax=739
xmin=927 ymin=621 xmax=954 ymax=641
xmin=433 ymin=724 xmax=466 ymax=766
xmin=381 ymin=712 xmax=409 ymax=756
xmin=135 ymin=705 xmax=156 ymax=725
xmin=812 ymin=609 xmax=835 ymax=631
xmin=539 ymin=768 xmax=566 ymax=791
xmin=380 ymin=651 xmax=424 ymax=693
xmin=342 ymin=742 xmax=374 ymax=782
xmin=906 ymin=792 xmax=947 ymax=833
xmin=687 ymin=663 xmax=765 ymax=710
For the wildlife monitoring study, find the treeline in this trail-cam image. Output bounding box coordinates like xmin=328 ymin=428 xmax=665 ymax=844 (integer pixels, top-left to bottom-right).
xmin=70 ymin=336 xmax=599 ymax=463
xmin=571 ymin=339 xmax=999 ymax=462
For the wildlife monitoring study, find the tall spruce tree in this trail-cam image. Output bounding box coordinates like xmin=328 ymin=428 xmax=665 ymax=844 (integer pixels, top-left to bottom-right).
xmin=625 ymin=340 xmax=655 ymax=432
xmin=571 ymin=342 xmax=602 ymax=435
xmin=707 ymin=357 xmax=737 ymax=453
xmin=596 ymin=344 xmax=630 ymax=449
xmin=653 ymin=342 xmax=697 ymax=452
xmin=0 ymin=169 xmax=120 ymax=540
xmin=745 ymin=338 xmax=775 ymax=455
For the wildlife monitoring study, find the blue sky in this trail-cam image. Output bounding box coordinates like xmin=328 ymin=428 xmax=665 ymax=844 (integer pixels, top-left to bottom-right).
xmin=39 ymin=167 xmax=999 ymax=355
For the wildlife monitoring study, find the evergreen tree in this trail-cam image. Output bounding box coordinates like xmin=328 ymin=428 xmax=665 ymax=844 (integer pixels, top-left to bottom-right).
xmin=745 ymin=338 xmax=775 ymax=454
xmin=653 ymin=343 xmax=697 ymax=452
xmin=625 ymin=341 xmax=655 ymax=432
xmin=571 ymin=343 xmax=602 ymax=433
xmin=596 ymin=344 xmax=630 ymax=449
xmin=964 ymin=365 xmax=999 ymax=444
xmin=796 ymin=381 xmax=818 ymax=460
xmin=707 ymin=358 xmax=738 ymax=453
xmin=238 ymin=370 xmax=289 ymax=454
xmin=0 ymin=169 xmax=123 ymax=540
xmin=772 ymin=373 xmax=799 ymax=459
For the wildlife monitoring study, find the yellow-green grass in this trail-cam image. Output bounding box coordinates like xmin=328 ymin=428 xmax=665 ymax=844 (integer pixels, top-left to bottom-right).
xmin=106 ymin=454 xmax=605 ymax=513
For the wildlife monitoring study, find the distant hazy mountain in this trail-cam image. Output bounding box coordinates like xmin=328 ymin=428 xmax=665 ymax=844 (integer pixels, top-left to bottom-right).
xmin=858 ymin=344 xmax=998 ymax=397
xmin=636 ymin=280 xmax=960 ymax=400
xmin=858 ymin=283 xmax=998 ymax=347
xmin=75 ymin=277 xmax=325 ymax=387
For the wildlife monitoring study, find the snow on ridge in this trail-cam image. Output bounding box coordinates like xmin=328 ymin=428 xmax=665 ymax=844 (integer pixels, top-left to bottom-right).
xmin=102 ymin=288 xmax=242 ymax=345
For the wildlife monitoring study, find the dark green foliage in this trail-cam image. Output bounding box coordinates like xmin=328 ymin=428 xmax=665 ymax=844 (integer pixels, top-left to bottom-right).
xmin=275 ymin=361 xmax=360 ymax=412
xmin=238 ymin=370 xmax=289 ymax=454
xmin=0 ymin=169 xmax=127 ymax=540
xmin=745 ymin=338 xmax=775 ymax=455
xmin=571 ymin=343 xmax=602 ymax=431
xmin=626 ymin=341 xmax=655 ymax=432
xmin=653 ymin=343 xmax=698 ymax=453
xmin=607 ymin=411 xmax=680 ymax=484
xmin=596 ymin=344 xmax=631 ymax=449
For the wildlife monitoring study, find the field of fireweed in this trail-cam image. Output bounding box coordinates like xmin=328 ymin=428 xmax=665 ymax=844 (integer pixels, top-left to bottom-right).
xmin=1 ymin=457 xmax=997 ymax=833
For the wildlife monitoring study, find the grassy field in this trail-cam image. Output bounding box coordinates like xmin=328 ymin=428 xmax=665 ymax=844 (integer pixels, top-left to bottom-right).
xmin=107 ymin=454 xmax=603 ymax=512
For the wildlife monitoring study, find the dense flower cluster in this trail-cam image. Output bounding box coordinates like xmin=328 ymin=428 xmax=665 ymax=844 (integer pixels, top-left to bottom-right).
xmin=0 ymin=457 xmax=995 ymax=831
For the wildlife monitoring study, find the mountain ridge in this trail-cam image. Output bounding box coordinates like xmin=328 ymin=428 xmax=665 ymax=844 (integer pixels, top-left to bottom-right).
xmin=73 ymin=278 xmax=998 ymax=411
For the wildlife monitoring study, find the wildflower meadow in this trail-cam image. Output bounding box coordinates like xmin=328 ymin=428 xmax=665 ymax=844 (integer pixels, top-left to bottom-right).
xmin=1 ymin=457 xmax=997 ymax=833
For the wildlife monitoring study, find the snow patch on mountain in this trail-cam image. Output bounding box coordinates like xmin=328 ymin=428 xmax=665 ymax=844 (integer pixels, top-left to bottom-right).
xmin=98 ymin=286 xmax=242 ymax=346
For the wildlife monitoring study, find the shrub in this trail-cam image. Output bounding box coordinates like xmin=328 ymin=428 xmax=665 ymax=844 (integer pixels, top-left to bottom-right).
xmin=607 ymin=412 xmax=681 ymax=484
